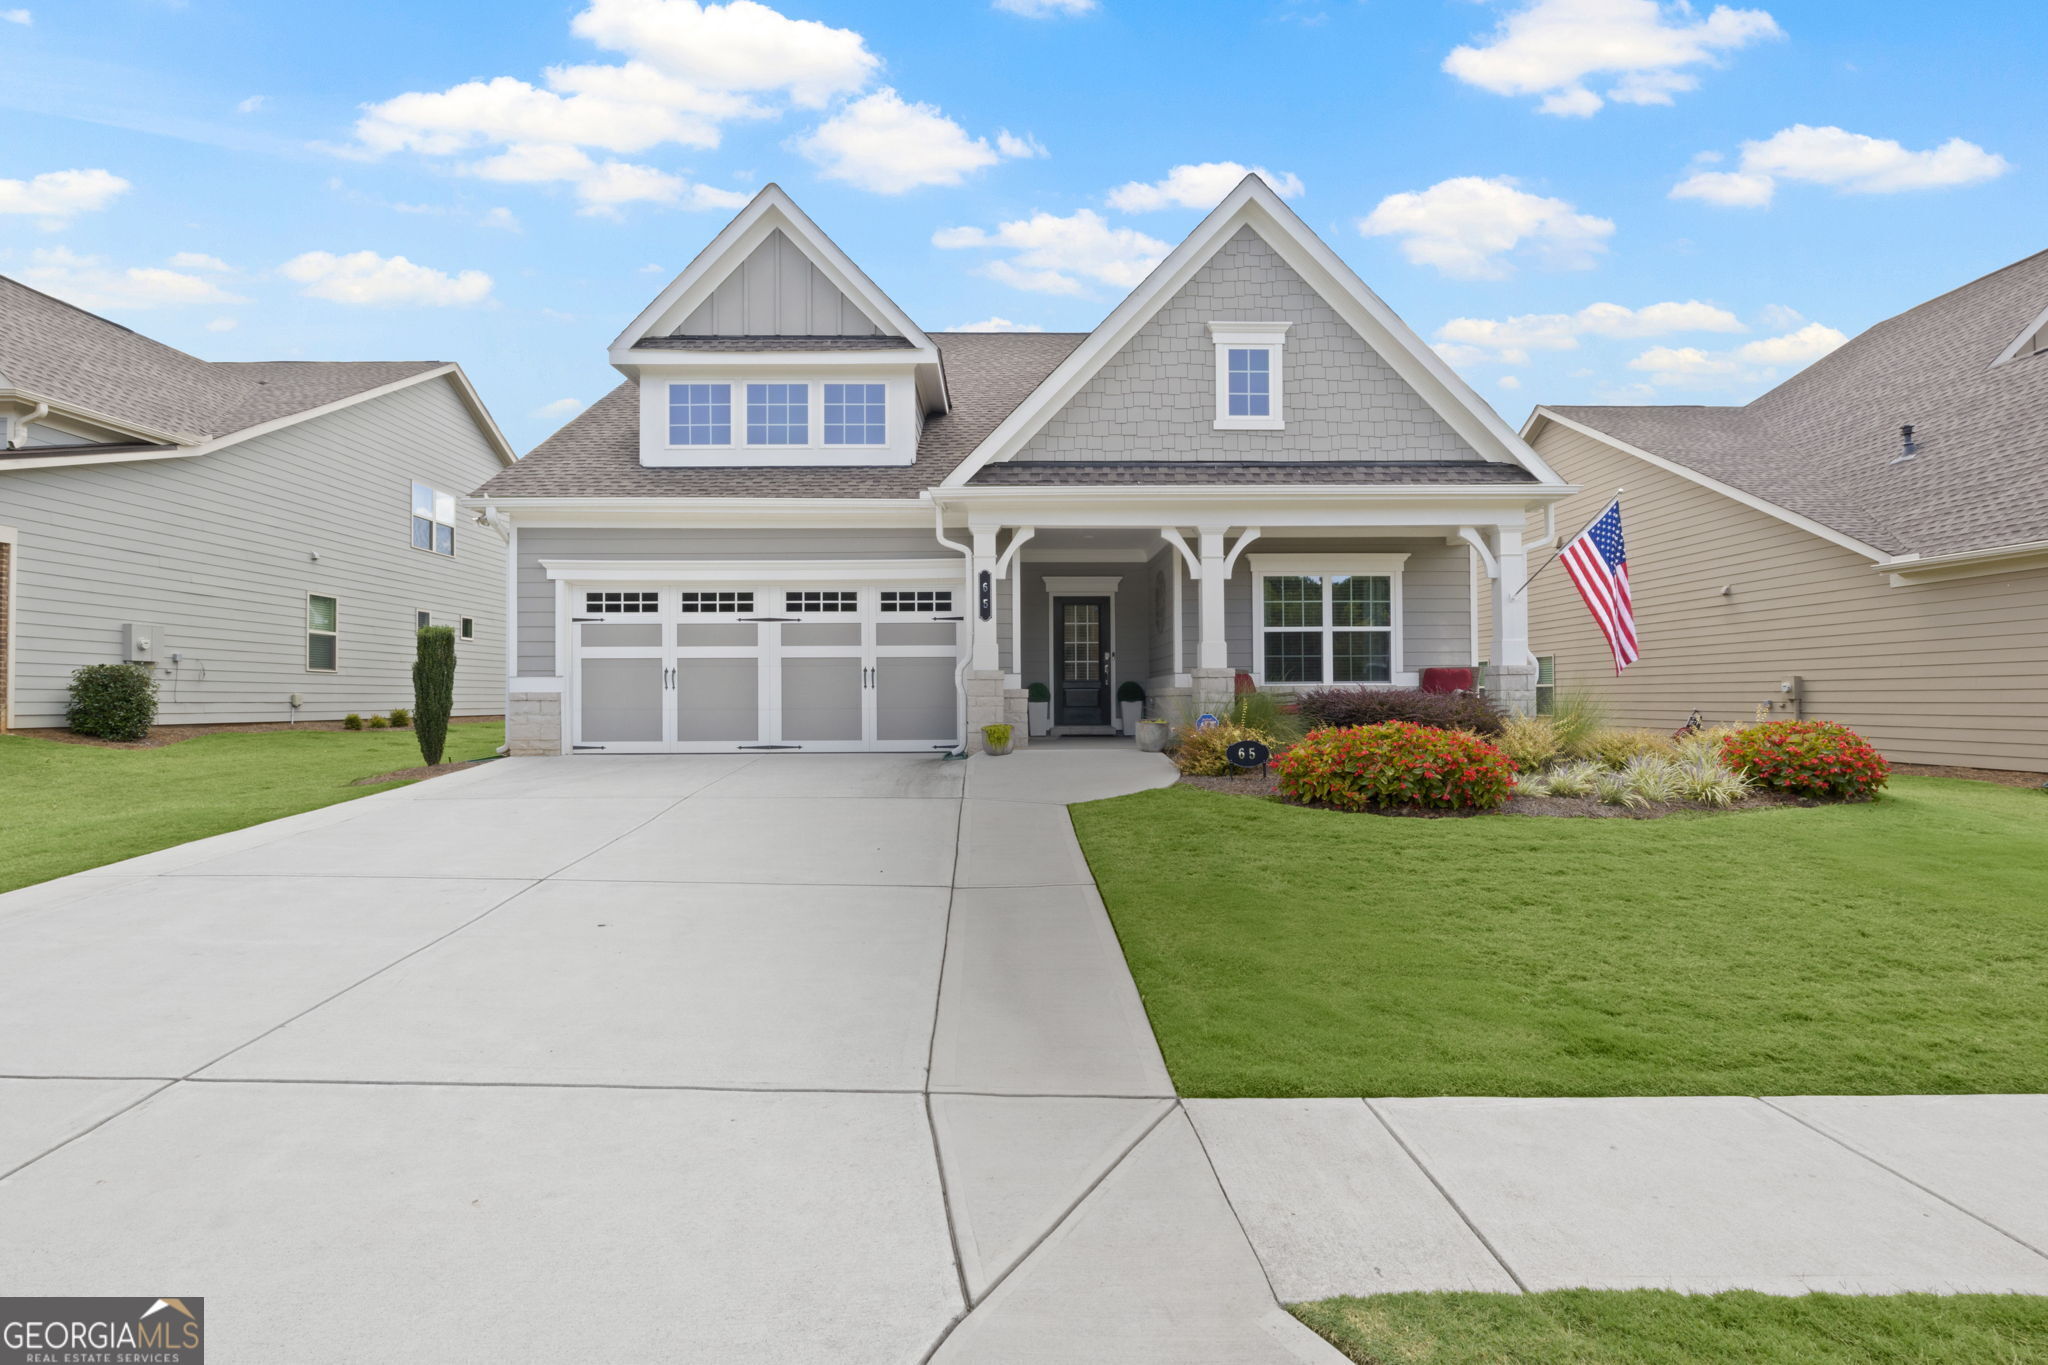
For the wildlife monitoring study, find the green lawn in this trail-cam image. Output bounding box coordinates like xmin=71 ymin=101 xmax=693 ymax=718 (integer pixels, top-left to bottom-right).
xmin=1071 ymin=777 xmax=2048 ymax=1097
xmin=0 ymin=721 xmax=505 ymax=894
xmin=1289 ymin=1290 xmax=2048 ymax=1364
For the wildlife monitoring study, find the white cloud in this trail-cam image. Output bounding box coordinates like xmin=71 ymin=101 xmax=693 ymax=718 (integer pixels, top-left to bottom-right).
xmin=1 ymin=9 xmax=29 ymax=23
xmin=1444 ymin=0 xmax=1782 ymax=117
xmin=1498 ymin=375 xmax=1522 ymax=390
xmin=236 ymin=95 xmax=265 ymax=114
xmin=795 ymin=88 xmax=1036 ymax=194
xmin=18 ymin=248 xmax=247 ymax=311
xmin=1673 ymin=124 xmax=2009 ymax=207
xmin=1627 ymin=321 xmax=1846 ymax=386
xmin=278 ymin=250 xmax=494 ymax=306
xmin=950 ymin=317 xmax=1045 ymax=332
xmin=0 ymin=168 xmax=130 ymax=222
xmin=1436 ymin=299 xmax=1744 ymax=363
xmin=934 ymin=209 xmax=1169 ymax=295
xmin=1358 ymin=176 xmax=1613 ymax=280
xmin=168 ymin=252 xmax=233 ymax=272
xmin=1106 ymin=162 xmax=1304 ymax=213
xmin=533 ymin=397 xmax=585 ymax=419
xmin=351 ymin=0 xmax=876 ymax=211
xmin=993 ymin=0 xmax=1096 ymax=14
xmin=481 ymin=206 xmax=523 ymax=231
xmin=995 ymin=130 xmax=1049 ymax=160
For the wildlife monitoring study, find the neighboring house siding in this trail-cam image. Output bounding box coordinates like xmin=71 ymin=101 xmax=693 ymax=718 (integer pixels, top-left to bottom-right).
xmin=1 ymin=377 xmax=507 ymax=726
xmin=1524 ymin=422 xmax=2048 ymax=770
xmin=1224 ymin=537 xmax=1475 ymax=680
xmin=1013 ymin=226 xmax=1478 ymax=463
xmin=514 ymin=526 xmax=949 ymax=675
xmin=675 ymin=229 xmax=881 ymax=337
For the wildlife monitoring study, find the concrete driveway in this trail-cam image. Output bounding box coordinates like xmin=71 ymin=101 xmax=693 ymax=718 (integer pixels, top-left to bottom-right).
xmin=0 ymin=749 xmax=1340 ymax=1363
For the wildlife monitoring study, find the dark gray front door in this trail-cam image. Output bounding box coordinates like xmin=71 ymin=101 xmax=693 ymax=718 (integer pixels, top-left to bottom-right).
xmin=1054 ymin=596 xmax=1111 ymax=725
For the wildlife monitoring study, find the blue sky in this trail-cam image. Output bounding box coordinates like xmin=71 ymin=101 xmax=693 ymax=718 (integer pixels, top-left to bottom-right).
xmin=4 ymin=0 xmax=2041 ymax=450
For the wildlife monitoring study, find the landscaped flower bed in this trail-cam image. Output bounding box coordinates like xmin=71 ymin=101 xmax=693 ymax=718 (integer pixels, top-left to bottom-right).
xmin=1275 ymin=721 xmax=1517 ymax=812
xmin=1722 ymin=719 xmax=1890 ymax=800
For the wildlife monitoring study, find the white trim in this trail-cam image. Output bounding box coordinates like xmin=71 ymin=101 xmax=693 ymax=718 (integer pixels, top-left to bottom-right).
xmin=1992 ymin=303 xmax=2048 ymax=367
xmin=1884 ymin=538 xmax=2048 ymax=585
xmin=510 ymin=675 xmax=564 ymax=695
xmin=0 ymin=387 xmax=192 ymax=445
xmin=1524 ymin=407 xmax=1890 ymax=563
xmin=1455 ymin=525 xmax=1499 ymax=578
xmin=0 ymin=523 xmax=14 ymax=729
xmin=539 ymin=557 xmax=960 ymax=585
xmin=942 ymin=175 xmax=1566 ymax=487
xmin=1248 ymin=553 xmax=1413 ymax=689
xmin=1221 ymin=527 xmax=1262 ymax=576
xmin=1019 ymin=548 xmax=1152 ymax=563
xmin=306 ymin=592 xmax=339 ymax=673
xmin=469 ymin=496 xmax=934 ymax=529
xmin=1208 ymin=322 xmax=1290 ymax=431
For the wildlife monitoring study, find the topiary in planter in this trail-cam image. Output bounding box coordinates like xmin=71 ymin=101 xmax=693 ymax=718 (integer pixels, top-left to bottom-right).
xmin=66 ymin=663 xmax=158 ymax=741
xmin=1027 ymin=682 xmax=1050 ymax=704
xmin=1276 ymin=721 xmax=1517 ymax=812
xmin=1294 ymin=685 xmax=1504 ymax=736
xmin=1722 ymin=719 xmax=1889 ymax=801
xmin=413 ymin=625 xmax=457 ymax=766
xmin=1116 ymin=680 xmax=1146 ymax=704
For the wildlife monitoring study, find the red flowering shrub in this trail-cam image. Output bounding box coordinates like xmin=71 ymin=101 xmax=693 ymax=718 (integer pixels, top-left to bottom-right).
xmin=1721 ymin=720 xmax=1890 ymax=801
xmin=1275 ymin=721 xmax=1517 ymax=812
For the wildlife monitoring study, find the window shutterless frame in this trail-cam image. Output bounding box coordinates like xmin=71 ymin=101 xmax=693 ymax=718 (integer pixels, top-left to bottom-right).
xmin=1248 ymin=554 xmax=1409 ymax=687
xmin=1207 ymin=321 xmax=1289 ymax=430
xmin=307 ymin=594 xmax=339 ymax=672
xmin=411 ymin=481 xmax=457 ymax=557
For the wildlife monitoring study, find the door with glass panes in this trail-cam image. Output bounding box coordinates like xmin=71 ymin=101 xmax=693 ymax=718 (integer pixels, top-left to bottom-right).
xmin=569 ymin=583 xmax=960 ymax=752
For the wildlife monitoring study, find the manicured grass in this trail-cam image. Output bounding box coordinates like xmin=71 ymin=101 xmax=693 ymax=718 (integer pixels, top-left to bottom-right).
xmin=0 ymin=722 xmax=504 ymax=893
xmin=1071 ymin=778 xmax=2048 ymax=1096
xmin=1289 ymin=1290 xmax=2048 ymax=1364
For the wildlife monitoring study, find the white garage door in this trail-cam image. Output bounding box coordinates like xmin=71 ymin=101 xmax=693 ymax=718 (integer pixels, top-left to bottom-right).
xmin=569 ymin=583 xmax=962 ymax=753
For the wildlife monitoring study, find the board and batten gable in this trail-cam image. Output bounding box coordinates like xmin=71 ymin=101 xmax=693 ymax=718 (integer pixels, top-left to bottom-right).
xmin=672 ymin=228 xmax=884 ymax=338
xmin=1517 ymin=418 xmax=2048 ymax=770
xmin=1010 ymin=226 xmax=1480 ymax=464
xmin=1 ymin=374 xmax=507 ymax=726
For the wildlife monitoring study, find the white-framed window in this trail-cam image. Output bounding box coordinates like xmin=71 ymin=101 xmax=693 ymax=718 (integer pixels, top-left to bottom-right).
xmin=307 ymin=594 xmax=338 ymax=672
xmin=411 ymin=482 xmax=456 ymax=555
xmin=1207 ymin=321 xmax=1289 ymax=430
xmin=823 ymin=382 xmax=887 ymax=445
xmin=1249 ymin=554 xmax=1408 ymax=686
xmin=1534 ymin=655 xmax=1555 ymax=715
xmin=669 ymin=383 xmax=732 ymax=445
xmin=746 ymin=383 xmax=809 ymax=445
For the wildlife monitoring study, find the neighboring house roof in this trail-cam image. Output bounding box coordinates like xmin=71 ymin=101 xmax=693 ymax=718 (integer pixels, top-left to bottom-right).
xmin=1536 ymin=248 xmax=2048 ymax=558
xmin=475 ymin=331 xmax=1088 ymax=500
xmin=0 ymin=275 xmax=513 ymax=464
xmin=967 ymin=460 xmax=1537 ymax=486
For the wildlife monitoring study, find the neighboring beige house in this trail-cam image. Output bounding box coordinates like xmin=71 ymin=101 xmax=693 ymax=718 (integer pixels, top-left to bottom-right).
xmin=1517 ymin=249 xmax=2048 ymax=771
xmin=0 ymin=278 xmax=516 ymax=729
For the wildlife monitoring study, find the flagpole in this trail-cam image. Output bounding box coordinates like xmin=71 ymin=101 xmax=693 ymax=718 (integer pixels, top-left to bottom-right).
xmin=1510 ymin=489 xmax=1623 ymax=599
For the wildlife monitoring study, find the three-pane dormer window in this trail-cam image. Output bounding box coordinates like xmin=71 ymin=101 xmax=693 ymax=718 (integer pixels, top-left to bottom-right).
xmin=746 ymin=383 xmax=809 ymax=444
xmin=653 ymin=376 xmax=902 ymax=463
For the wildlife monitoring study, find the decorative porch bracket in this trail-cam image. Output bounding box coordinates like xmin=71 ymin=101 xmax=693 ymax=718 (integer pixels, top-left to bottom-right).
xmin=1455 ymin=525 xmax=1499 ymax=579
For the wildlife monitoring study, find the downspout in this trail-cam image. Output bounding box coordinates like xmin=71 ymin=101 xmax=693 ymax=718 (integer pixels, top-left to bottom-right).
xmin=4 ymin=401 xmax=48 ymax=450
xmin=931 ymin=498 xmax=974 ymax=758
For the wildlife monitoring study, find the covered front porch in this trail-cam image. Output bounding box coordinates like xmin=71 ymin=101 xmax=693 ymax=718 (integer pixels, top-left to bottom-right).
xmin=932 ymin=482 xmax=1574 ymax=751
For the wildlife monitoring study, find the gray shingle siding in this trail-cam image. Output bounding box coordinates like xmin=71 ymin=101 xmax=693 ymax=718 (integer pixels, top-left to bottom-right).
xmin=1012 ymin=226 xmax=1479 ymax=464
xmin=2 ymin=376 xmax=508 ymax=725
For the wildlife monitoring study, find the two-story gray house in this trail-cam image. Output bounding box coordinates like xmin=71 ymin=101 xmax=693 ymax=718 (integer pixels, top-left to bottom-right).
xmin=474 ymin=178 xmax=1574 ymax=755
xmin=0 ymin=278 xmax=514 ymax=729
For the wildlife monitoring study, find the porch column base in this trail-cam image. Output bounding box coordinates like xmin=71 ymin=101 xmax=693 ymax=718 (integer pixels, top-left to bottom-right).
xmin=507 ymin=691 xmax=562 ymax=755
xmin=965 ymin=669 xmax=1009 ymax=753
xmin=1003 ymin=686 xmax=1030 ymax=749
xmin=1190 ymin=667 xmax=1237 ymax=721
xmin=1489 ymin=663 xmax=1539 ymax=717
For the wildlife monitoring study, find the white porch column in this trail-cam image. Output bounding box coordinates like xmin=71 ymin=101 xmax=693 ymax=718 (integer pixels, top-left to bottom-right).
xmin=970 ymin=527 xmax=1001 ymax=672
xmin=1488 ymin=524 xmax=1538 ymax=715
xmin=965 ymin=526 xmax=1017 ymax=750
xmin=1192 ymin=526 xmax=1236 ymax=716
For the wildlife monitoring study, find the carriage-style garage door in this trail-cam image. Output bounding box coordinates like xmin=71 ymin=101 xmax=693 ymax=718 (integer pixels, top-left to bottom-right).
xmin=568 ymin=581 xmax=961 ymax=753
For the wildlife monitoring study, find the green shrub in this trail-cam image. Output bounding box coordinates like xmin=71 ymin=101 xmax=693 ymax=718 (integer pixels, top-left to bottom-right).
xmin=1549 ymin=689 xmax=1608 ymax=759
xmin=1723 ymin=720 xmax=1889 ymax=800
xmin=1173 ymin=722 xmax=1280 ymax=776
xmin=413 ymin=625 xmax=457 ymax=766
xmin=66 ymin=663 xmax=158 ymax=741
xmin=1224 ymin=689 xmax=1304 ymax=743
xmin=1295 ymin=685 xmax=1504 ymax=736
xmin=1116 ymin=680 xmax=1146 ymax=704
xmin=1494 ymin=714 xmax=1561 ymax=773
xmin=341 ymin=713 xmax=365 ymax=731
xmin=387 ymin=708 xmax=411 ymax=728
xmin=367 ymin=715 xmax=390 ymax=729
xmin=1026 ymin=682 xmax=1050 ymax=704
xmin=1585 ymin=727 xmax=1677 ymax=769
xmin=1275 ymin=722 xmax=1516 ymax=812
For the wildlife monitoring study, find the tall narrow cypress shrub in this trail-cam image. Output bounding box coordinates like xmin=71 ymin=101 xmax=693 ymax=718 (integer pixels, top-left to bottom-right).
xmin=413 ymin=625 xmax=456 ymax=766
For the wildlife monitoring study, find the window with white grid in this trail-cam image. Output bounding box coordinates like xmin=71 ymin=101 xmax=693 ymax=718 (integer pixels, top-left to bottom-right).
xmin=880 ymin=590 xmax=953 ymax=613
xmin=677 ymin=591 xmax=754 ymax=613
xmin=823 ymin=383 xmax=886 ymax=445
xmin=746 ymin=383 xmax=809 ymax=445
xmin=585 ymin=591 xmax=660 ymax=614
xmin=786 ymin=590 xmax=859 ymax=613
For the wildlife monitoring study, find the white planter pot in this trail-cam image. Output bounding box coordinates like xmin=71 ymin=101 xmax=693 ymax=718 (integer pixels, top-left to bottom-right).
xmin=1028 ymin=701 xmax=1050 ymax=737
xmin=1136 ymin=718 xmax=1171 ymax=753
xmin=1120 ymin=700 xmax=1144 ymax=736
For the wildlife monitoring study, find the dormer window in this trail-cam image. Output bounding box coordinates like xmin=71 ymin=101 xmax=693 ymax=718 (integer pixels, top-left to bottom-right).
xmin=824 ymin=383 xmax=887 ymax=445
xmin=669 ymin=384 xmax=732 ymax=445
xmin=746 ymin=383 xmax=809 ymax=445
xmin=1208 ymin=321 xmax=1289 ymax=431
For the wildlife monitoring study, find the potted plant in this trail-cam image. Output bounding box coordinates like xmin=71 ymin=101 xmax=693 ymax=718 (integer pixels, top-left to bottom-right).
xmin=1136 ymin=716 xmax=1171 ymax=753
xmin=1117 ymin=681 xmax=1146 ymax=737
xmin=981 ymin=723 xmax=1015 ymax=756
xmin=1026 ymin=682 xmax=1051 ymax=737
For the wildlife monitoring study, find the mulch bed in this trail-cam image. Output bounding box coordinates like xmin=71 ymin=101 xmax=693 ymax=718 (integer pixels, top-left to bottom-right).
xmin=10 ymin=716 xmax=504 ymax=751
xmin=1890 ymin=762 xmax=2048 ymax=788
xmin=350 ymin=758 xmax=497 ymax=786
xmin=1178 ymin=770 xmax=1816 ymax=819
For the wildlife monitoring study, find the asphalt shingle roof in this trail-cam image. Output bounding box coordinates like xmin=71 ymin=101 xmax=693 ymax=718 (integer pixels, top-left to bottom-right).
xmin=968 ymin=460 xmax=1536 ymax=485
xmin=0 ymin=275 xmax=444 ymax=445
xmin=630 ymin=335 xmax=915 ymax=352
xmin=1546 ymin=249 xmax=2048 ymax=557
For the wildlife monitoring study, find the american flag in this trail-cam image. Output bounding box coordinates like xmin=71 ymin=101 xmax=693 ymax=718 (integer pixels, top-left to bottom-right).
xmin=1558 ymin=499 xmax=1638 ymax=674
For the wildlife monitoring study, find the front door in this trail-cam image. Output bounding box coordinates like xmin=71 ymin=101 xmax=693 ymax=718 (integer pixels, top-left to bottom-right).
xmin=1053 ymin=596 xmax=1111 ymax=726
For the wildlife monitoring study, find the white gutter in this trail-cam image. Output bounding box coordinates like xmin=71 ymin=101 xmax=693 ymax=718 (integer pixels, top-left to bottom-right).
xmin=3 ymin=400 xmax=47 ymax=450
